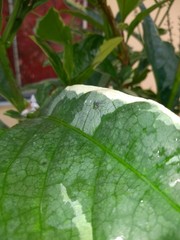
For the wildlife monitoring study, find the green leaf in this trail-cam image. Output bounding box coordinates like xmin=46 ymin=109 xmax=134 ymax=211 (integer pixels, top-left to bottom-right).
xmin=32 ymin=36 xmax=69 ymax=85
xmin=35 ymin=8 xmax=74 ymax=79
xmin=92 ymin=37 xmax=122 ymax=68
xmin=63 ymin=0 xmax=103 ymax=30
xmin=2 ymin=0 xmax=48 ymax=45
xmin=141 ymin=4 xmax=179 ymax=106
xmin=0 ymin=41 xmax=27 ymax=111
xmin=72 ymin=37 xmax=122 ymax=84
xmin=0 ymin=85 xmax=180 ymax=239
xmin=127 ymin=0 xmax=169 ymax=40
xmin=35 ymin=8 xmax=71 ymax=44
xmin=73 ymin=34 xmax=104 ymax=71
xmin=167 ymin=61 xmax=180 ymax=113
xmin=0 ymin=120 xmax=8 ymax=130
xmin=4 ymin=110 xmax=22 ymax=120
xmin=117 ymin=0 xmax=141 ymax=21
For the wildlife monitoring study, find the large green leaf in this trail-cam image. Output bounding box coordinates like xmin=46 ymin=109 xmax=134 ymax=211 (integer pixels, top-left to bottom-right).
xmin=0 ymin=85 xmax=180 ymax=239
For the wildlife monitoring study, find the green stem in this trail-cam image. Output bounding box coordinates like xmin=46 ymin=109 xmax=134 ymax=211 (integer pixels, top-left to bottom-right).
xmin=0 ymin=40 xmax=27 ymax=111
xmin=158 ymin=0 xmax=173 ymax=27
xmin=2 ymin=0 xmax=21 ymax=46
xmin=97 ymin=0 xmax=129 ymax=65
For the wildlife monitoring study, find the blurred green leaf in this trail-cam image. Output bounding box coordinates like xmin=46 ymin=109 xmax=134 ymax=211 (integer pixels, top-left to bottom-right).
xmin=72 ymin=34 xmax=104 ymax=77
xmin=5 ymin=110 xmax=22 ymax=120
xmin=127 ymin=0 xmax=169 ymax=40
xmin=2 ymin=0 xmax=48 ymax=45
xmin=117 ymin=0 xmax=141 ymax=21
xmin=73 ymin=37 xmax=122 ymax=84
xmin=141 ymin=4 xmax=179 ymax=106
xmin=63 ymin=0 xmax=103 ymax=30
xmin=92 ymin=37 xmax=122 ymax=67
xmin=0 ymin=120 xmax=8 ymax=130
xmin=32 ymin=36 xmax=69 ymax=85
xmin=35 ymin=80 xmax=62 ymax=106
xmin=167 ymin=62 xmax=180 ymax=111
xmin=0 ymin=41 xmax=27 ymax=111
xmin=35 ymin=8 xmax=74 ymax=79
xmin=132 ymin=58 xmax=150 ymax=85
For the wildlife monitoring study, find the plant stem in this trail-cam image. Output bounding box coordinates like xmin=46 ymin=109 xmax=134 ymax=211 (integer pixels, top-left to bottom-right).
xmin=0 ymin=0 xmax=3 ymax=32
xmin=0 ymin=40 xmax=27 ymax=111
xmin=158 ymin=0 xmax=173 ymax=27
xmin=2 ymin=0 xmax=21 ymax=46
xmin=97 ymin=0 xmax=129 ymax=65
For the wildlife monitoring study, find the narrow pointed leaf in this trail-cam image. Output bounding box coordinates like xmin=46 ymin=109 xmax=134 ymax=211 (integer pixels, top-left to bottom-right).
xmin=92 ymin=37 xmax=122 ymax=67
xmin=63 ymin=0 xmax=103 ymax=29
xmin=72 ymin=37 xmax=122 ymax=84
xmin=0 ymin=85 xmax=180 ymax=239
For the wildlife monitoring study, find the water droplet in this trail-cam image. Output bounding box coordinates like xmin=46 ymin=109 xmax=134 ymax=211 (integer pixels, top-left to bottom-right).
xmin=140 ymin=199 xmax=144 ymax=203
xmin=175 ymin=138 xmax=178 ymax=142
xmin=157 ymin=150 xmax=160 ymax=158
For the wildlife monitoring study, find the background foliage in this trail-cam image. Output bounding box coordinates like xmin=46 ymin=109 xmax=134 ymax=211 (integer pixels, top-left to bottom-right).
xmin=0 ymin=0 xmax=179 ymax=115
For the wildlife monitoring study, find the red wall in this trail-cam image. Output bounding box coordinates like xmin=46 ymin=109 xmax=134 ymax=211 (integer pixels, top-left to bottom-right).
xmin=3 ymin=1 xmax=70 ymax=85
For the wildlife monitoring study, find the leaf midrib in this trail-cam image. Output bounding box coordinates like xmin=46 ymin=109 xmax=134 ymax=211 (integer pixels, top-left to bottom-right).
xmin=48 ymin=115 xmax=180 ymax=212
